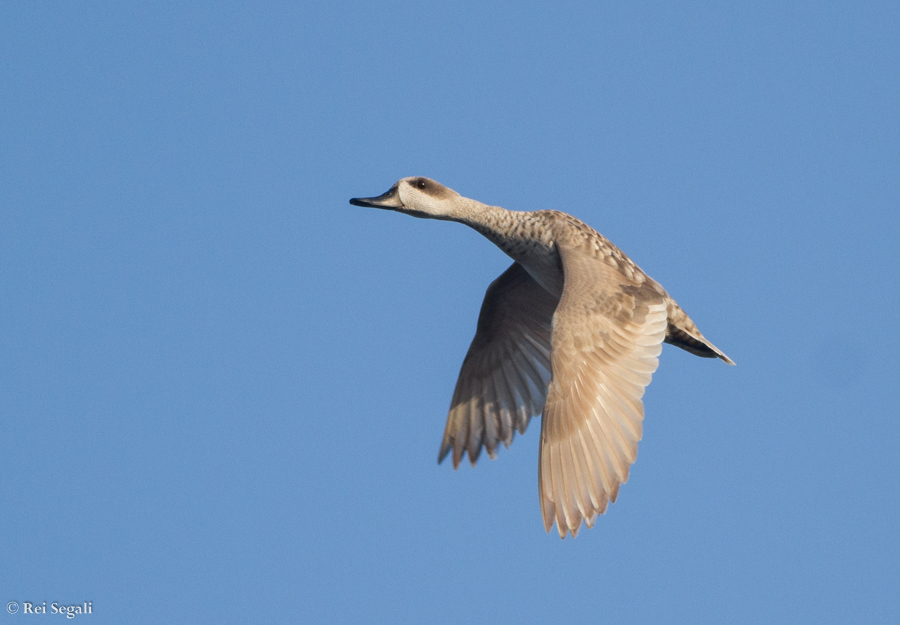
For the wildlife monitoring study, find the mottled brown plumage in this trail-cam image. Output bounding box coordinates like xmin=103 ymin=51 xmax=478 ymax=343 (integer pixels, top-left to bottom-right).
xmin=350 ymin=177 xmax=733 ymax=538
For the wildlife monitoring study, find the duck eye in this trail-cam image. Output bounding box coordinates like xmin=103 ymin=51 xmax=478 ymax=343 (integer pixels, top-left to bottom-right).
xmin=416 ymin=179 xmax=427 ymax=190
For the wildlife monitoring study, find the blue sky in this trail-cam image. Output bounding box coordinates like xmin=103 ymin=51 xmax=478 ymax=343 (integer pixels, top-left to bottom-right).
xmin=1 ymin=1 xmax=898 ymax=623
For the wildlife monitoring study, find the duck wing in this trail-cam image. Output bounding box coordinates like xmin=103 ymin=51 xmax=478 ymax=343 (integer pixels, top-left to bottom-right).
xmin=439 ymin=262 xmax=559 ymax=468
xmin=539 ymin=233 xmax=668 ymax=537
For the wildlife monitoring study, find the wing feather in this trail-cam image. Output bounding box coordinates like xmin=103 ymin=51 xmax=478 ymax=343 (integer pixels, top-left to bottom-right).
xmin=439 ymin=262 xmax=559 ymax=468
xmin=540 ymin=231 xmax=668 ymax=537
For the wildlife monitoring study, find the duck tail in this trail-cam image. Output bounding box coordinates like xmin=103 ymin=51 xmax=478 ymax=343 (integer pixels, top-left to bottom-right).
xmin=664 ymin=300 xmax=735 ymax=365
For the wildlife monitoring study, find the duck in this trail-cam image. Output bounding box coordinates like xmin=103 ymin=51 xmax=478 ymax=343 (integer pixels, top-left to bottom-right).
xmin=350 ymin=177 xmax=734 ymax=538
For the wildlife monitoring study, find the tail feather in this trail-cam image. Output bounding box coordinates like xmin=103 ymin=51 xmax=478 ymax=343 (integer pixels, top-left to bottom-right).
xmin=665 ymin=299 xmax=735 ymax=365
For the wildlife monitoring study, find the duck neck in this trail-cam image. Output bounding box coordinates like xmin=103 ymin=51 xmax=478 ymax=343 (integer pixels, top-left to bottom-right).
xmin=421 ymin=196 xmax=560 ymax=295
xmin=454 ymin=200 xmax=516 ymax=245
xmin=455 ymin=199 xmax=559 ymax=285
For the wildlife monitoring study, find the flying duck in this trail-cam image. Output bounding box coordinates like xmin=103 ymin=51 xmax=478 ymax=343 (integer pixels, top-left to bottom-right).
xmin=350 ymin=177 xmax=733 ymax=538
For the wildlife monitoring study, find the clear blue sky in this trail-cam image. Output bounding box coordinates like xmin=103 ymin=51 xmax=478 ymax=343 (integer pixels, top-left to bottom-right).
xmin=2 ymin=2 xmax=898 ymax=623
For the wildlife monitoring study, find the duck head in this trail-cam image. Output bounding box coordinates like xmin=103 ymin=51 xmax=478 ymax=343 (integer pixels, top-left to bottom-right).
xmin=350 ymin=177 xmax=461 ymax=220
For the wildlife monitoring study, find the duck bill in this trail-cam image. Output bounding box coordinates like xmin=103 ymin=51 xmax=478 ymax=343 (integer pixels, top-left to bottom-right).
xmin=349 ymin=185 xmax=403 ymax=209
